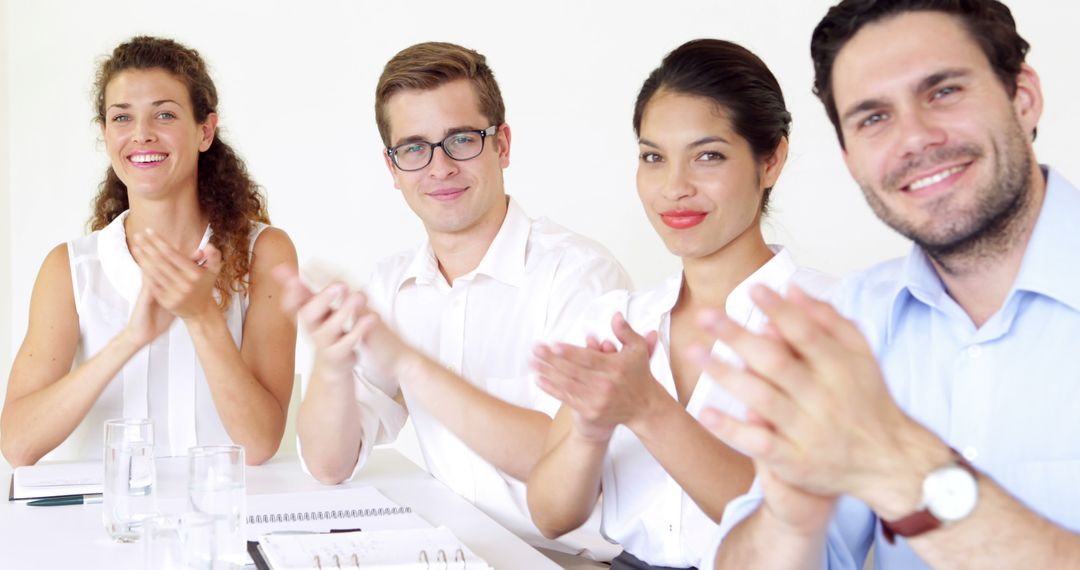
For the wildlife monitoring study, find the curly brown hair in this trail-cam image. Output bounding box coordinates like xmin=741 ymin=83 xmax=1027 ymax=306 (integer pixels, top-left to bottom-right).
xmin=89 ymin=36 xmax=269 ymax=309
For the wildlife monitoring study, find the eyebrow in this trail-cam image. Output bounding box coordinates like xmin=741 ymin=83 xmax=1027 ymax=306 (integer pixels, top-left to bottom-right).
xmin=840 ymin=67 xmax=972 ymax=123
xmin=105 ymin=99 xmax=183 ymax=113
xmin=392 ymin=125 xmax=484 ymax=147
xmin=638 ymin=136 xmax=731 ymax=149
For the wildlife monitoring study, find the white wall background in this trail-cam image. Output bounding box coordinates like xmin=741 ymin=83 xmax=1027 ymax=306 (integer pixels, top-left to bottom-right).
xmin=2 ymin=1 xmax=1078 ymax=470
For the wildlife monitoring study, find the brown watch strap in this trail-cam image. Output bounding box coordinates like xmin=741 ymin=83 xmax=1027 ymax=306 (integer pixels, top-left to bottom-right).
xmin=880 ymin=451 xmax=977 ymax=544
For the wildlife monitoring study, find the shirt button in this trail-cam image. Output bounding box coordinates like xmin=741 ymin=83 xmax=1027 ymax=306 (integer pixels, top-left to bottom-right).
xmin=961 ymin=446 xmax=978 ymax=461
xmin=966 ymin=345 xmax=983 ymax=359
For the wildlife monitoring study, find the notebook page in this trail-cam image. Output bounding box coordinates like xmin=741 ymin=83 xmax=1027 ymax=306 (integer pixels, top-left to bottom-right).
xmin=245 ymin=487 xmax=429 ymax=540
xmin=11 ymin=461 xmax=104 ymax=499
xmin=259 ymin=526 xmax=493 ymax=570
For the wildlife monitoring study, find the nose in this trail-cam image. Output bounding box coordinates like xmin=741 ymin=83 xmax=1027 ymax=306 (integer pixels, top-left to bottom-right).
xmin=896 ymin=108 xmax=946 ymax=159
xmin=427 ymin=145 xmax=459 ymax=179
xmin=662 ymin=162 xmax=695 ymax=201
xmin=130 ymin=116 xmax=157 ymax=144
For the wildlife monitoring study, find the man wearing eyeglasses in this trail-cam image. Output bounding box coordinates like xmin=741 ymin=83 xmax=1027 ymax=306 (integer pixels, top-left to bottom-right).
xmin=280 ymin=42 xmax=628 ymax=561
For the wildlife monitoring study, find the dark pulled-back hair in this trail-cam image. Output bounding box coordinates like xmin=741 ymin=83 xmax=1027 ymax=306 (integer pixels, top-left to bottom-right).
xmin=633 ymin=39 xmax=792 ymax=212
xmin=90 ymin=36 xmax=269 ymax=309
xmin=811 ymin=0 xmax=1030 ymax=146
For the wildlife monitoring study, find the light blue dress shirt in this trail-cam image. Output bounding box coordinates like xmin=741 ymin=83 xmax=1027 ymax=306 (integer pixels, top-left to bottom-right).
xmin=707 ymin=167 xmax=1080 ymax=569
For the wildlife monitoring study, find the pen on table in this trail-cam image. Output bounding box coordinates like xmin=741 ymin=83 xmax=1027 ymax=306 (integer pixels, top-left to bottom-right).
xmin=27 ymin=494 xmax=103 ymax=507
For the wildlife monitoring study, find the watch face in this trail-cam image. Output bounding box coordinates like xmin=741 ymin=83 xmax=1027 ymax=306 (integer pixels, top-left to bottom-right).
xmin=924 ymin=465 xmax=978 ymax=522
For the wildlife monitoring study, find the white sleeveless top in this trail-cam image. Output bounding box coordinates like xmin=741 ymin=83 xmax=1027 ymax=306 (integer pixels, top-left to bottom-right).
xmin=45 ymin=211 xmax=268 ymax=462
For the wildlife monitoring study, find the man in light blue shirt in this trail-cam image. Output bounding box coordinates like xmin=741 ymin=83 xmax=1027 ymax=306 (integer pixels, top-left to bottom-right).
xmin=690 ymin=1 xmax=1080 ymax=568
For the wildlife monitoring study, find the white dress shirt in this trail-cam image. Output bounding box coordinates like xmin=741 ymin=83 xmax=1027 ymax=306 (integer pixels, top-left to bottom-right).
xmin=559 ymin=246 xmax=833 ymax=568
xmin=53 ymin=211 xmax=267 ymax=461
xmin=707 ymin=167 xmax=1080 ymax=569
xmin=326 ymin=198 xmax=631 ymax=555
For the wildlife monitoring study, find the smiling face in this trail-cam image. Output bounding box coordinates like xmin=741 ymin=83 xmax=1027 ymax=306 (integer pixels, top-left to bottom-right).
xmin=833 ymin=11 xmax=1041 ymax=257
xmin=101 ymin=68 xmax=216 ymax=202
xmin=382 ymin=79 xmax=510 ymax=238
xmin=636 ymin=90 xmax=783 ymax=261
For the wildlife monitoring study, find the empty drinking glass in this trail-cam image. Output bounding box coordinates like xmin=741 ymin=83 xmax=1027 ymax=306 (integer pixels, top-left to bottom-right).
xmin=142 ymin=512 xmax=215 ymax=570
xmin=188 ymin=445 xmax=247 ymax=568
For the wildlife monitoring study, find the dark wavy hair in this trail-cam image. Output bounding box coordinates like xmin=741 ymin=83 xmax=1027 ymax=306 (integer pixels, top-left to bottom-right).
xmin=90 ymin=36 xmax=269 ymax=309
xmin=633 ymin=39 xmax=792 ymax=214
xmin=811 ymin=0 xmax=1030 ymax=147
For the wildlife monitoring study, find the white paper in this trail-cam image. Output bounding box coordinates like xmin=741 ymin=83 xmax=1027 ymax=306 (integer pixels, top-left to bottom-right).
xmin=11 ymin=461 xmax=104 ymax=499
xmin=245 ymin=487 xmax=429 ymax=541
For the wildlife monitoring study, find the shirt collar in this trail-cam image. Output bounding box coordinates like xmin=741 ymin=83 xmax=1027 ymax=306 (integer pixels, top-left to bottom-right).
xmin=98 ymin=210 xmax=142 ymax=305
xmin=726 ymin=245 xmax=800 ymax=323
xmin=397 ymin=197 xmax=530 ymax=289
xmin=885 ymin=165 xmax=1080 ymax=340
xmin=650 ymin=245 xmax=799 ymax=327
xmin=1011 ymin=166 xmax=1080 ymax=312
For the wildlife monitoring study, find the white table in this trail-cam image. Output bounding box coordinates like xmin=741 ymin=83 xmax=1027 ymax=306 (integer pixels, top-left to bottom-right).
xmin=0 ymin=449 xmax=559 ymax=569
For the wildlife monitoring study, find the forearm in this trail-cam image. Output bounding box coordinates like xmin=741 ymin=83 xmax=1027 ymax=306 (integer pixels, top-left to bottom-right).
xmin=1 ymin=333 xmax=140 ymax=466
xmin=905 ymin=478 xmax=1080 ymax=568
xmin=397 ymin=354 xmax=551 ymax=481
xmin=185 ymin=311 xmax=286 ymax=464
xmin=296 ymin=362 xmax=366 ymax=484
xmin=527 ymin=427 xmax=608 ymax=538
xmin=630 ymin=396 xmax=754 ymax=521
xmin=714 ymin=505 xmax=827 ymax=570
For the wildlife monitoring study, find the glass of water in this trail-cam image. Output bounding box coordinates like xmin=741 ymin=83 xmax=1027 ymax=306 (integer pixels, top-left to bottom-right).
xmin=142 ymin=512 xmax=215 ymax=570
xmin=104 ymin=418 xmax=157 ymax=542
xmin=188 ymin=445 xmax=246 ymax=568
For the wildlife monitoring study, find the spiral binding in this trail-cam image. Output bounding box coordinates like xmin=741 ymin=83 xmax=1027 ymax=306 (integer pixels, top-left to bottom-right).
xmin=311 ymin=547 xmax=468 ymax=569
xmin=246 ymin=505 xmax=413 ymax=525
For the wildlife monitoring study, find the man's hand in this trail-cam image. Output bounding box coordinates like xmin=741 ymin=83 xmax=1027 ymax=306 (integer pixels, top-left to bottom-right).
xmin=690 ymin=284 xmax=949 ymax=520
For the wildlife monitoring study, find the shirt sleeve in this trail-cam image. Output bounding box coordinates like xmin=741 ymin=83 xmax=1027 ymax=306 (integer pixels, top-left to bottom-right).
xmin=700 ymin=480 xmax=878 ymax=570
xmin=526 ymin=252 xmax=632 ymax=417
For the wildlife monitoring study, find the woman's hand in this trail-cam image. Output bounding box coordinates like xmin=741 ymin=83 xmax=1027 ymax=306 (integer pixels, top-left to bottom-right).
xmin=133 ymin=228 xmax=222 ymax=321
xmin=122 ymin=280 xmax=177 ymax=347
xmin=532 ymin=313 xmax=662 ymax=441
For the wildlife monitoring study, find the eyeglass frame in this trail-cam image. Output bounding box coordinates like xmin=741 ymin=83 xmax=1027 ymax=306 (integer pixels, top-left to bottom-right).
xmin=386 ymin=125 xmax=499 ymax=172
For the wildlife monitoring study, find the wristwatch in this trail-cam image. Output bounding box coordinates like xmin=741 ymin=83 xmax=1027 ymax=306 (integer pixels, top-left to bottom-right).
xmin=881 ymin=450 xmax=979 ymax=544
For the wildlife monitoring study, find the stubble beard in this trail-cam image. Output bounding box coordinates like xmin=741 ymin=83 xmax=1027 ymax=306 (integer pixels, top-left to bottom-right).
xmin=858 ymin=119 xmax=1034 ymax=275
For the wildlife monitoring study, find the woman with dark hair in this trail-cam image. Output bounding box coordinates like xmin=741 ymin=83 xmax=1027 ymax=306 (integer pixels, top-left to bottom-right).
xmin=527 ymin=39 xmax=833 ymax=569
xmin=1 ymin=36 xmax=297 ymax=467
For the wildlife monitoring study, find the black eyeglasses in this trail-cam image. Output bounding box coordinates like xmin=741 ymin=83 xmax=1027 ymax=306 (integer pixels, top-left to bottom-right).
xmin=386 ymin=125 xmax=497 ymax=172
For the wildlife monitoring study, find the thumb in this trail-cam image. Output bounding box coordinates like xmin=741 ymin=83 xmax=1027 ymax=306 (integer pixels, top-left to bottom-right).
xmin=643 ymin=330 xmax=659 ymax=358
xmin=610 ymin=312 xmax=647 ymax=353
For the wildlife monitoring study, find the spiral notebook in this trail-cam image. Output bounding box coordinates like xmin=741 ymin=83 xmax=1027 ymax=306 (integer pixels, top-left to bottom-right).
xmin=245 ymin=487 xmax=429 ymax=540
xmin=255 ymin=526 xmax=494 ymax=570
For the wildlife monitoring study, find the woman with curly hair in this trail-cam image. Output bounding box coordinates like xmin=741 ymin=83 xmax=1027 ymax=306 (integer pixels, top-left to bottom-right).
xmin=1 ymin=36 xmax=297 ymax=466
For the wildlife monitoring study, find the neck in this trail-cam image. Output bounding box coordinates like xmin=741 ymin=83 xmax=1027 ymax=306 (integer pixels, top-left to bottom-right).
xmin=124 ymin=184 xmax=208 ymax=254
xmin=678 ymin=224 xmax=774 ymax=312
xmin=429 ymin=197 xmax=509 ymax=284
xmin=929 ymin=164 xmax=1047 ymax=328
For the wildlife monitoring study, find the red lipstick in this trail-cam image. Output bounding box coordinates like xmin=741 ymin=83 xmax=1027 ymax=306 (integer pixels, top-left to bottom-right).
xmin=660 ymin=210 xmax=707 ymax=229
